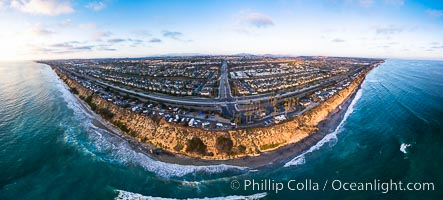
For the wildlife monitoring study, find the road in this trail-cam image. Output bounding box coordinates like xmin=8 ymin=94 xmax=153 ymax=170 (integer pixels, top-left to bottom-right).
xmin=63 ymin=60 xmax=355 ymax=126
xmin=67 ymin=61 xmax=345 ymax=107
xmin=217 ymin=60 xmax=233 ymax=100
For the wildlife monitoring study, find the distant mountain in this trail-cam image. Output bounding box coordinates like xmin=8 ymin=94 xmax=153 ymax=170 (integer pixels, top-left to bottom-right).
xmin=143 ymin=53 xmax=209 ymax=58
xmin=233 ymin=53 xmax=257 ymax=57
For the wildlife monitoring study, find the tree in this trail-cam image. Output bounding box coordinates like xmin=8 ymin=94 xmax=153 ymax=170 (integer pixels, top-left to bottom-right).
xmin=98 ymin=108 xmax=114 ymax=119
xmin=70 ymin=87 xmax=79 ymax=94
xmin=237 ymin=145 xmax=246 ymax=154
xmin=216 ymin=136 xmax=233 ymax=154
xmin=186 ymin=137 xmax=207 ymax=155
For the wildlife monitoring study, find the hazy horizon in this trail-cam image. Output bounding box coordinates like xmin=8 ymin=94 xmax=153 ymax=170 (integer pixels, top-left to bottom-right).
xmin=1 ymin=0 xmax=442 ymax=61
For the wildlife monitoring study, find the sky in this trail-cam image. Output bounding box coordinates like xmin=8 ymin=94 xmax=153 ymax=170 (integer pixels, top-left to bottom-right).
xmin=0 ymin=0 xmax=442 ymax=61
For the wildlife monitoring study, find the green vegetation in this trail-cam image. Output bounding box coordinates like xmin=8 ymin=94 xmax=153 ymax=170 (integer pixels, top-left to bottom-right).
xmin=237 ymin=145 xmax=246 ymax=154
xmin=85 ymin=95 xmax=93 ymax=103
xmin=97 ymin=108 xmax=114 ymax=119
xmin=69 ymin=87 xmax=79 ymax=95
xmin=174 ymin=143 xmax=184 ymax=151
xmin=113 ymin=121 xmax=130 ymax=133
xmin=84 ymin=95 xmax=97 ymax=110
xmin=216 ymin=136 xmax=233 ymax=154
xmin=129 ymin=131 xmax=138 ymax=137
xmin=260 ymin=143 xmax=281 ymax=150
xmin=186 ymin=137 xmax=207 ymax=155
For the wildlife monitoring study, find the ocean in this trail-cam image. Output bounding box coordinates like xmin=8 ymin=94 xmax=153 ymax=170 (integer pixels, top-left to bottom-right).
xmin=0 ymin=59 xmax=442 ymax=199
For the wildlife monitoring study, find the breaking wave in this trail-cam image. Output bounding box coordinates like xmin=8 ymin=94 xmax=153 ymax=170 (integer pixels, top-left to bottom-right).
xmin=115 ymin=189 xmax=267 ymax=200
xmin=284 ymin=87 xmax=363 ymax=167
xmin=400 ymin=143 xmax=411 ymax=154
xmin=52 ymin=70 xmax=248 ymax=178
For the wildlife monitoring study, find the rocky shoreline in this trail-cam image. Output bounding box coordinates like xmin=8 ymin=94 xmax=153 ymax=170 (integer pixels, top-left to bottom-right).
xmin=50 ymin=63 xmax=379 ymax=168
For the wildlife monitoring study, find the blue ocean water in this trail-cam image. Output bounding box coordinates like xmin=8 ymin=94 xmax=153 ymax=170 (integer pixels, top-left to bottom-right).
xmin=0 ymin=59 xmax=442 ymax=199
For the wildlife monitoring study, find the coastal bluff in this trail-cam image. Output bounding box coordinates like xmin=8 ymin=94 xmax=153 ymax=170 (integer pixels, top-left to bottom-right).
xmin=52 ymin=65 xmax=376 ymax=160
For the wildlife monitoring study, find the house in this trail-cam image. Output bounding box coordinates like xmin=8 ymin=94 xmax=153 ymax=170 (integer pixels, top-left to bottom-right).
xmin=299 ymin=99 xmax=312 ymax=107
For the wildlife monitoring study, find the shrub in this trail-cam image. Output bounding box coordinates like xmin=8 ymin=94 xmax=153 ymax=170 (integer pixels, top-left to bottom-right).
xmin=114 ymin=121 xmax=130 ymax=133
xmin=98 ymin=108 xmax=114 ymax=119
xmin=237 ymin=145 xmax=246 ymax=154
xmin=174 ymin=144 xmax=184 ymax=151
xmin=186 ymin=137 xmax=207 ymax=155
xmin=260 ymin=143 xmax=280 ymax=150
xmin=216 ymin=136 xmax=233 ymax=154
xmin=91 ymin=104 xmax=97 ymax=111
xmin=84 ymin=95 xmax=97 ymax=111
xmin=70 ymin=87 xmax=79 ymax=94
xmin=85 ymin=95 xmax=93 ymax=104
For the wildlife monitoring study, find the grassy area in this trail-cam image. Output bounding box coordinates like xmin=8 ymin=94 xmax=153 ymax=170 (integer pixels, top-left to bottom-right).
xmin=260 ymin=142 xmax=283 ymax=151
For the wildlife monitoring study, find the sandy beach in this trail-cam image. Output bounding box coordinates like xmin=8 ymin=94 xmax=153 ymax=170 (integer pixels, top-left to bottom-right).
xmin=68 ymin=77 xmax=362 ymax=169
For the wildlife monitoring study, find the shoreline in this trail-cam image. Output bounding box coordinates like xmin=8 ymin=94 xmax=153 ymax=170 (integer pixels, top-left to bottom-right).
xmin=58 ymin=71 xmax=365 ymax=168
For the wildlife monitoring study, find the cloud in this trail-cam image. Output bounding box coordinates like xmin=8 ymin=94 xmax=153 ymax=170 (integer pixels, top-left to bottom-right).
xmin=10 ymin=0 xmax=74 ymax=15
xmin=37 ymin=41 xmax=96 ymax=54
xmin=79 ymin=22 xmax=97 ymax=29
xmin=332 ymin=38 xmax=346 ymax=42
xmin=0 ymin=1 xmax=6 ymax=9
xmin=93 ymin=31 xmax=112 ymax=40
xmin=79 ymin=23 xmax=112 ymax=40
xmin=375 ymin=25 xmax=404 ymax=34
xmin=163 ymin=31 xmax=183 ymax=40
xmin=425 ymin=45 xmax=443 ymax=52
xmin=427 ymin=9 xmax=443 ymax=18
xmin=86 ymin=1 xmax=106 ymax=11
xmin=234 ymin=28 xmax=253 ymax=35
xmin=100 ymin=48 xmax=116 ymax=51
xmin=71 ymin=45 xmax=94 ymax=50
xmin=96 ymin=43 xmax=118 ymax=51
xmin=107 ymin=38 xmax=126 ymax=43
xmin=50 ymin=42 xmax=74 ymax=48
xmin=125 ymin=38 xmax=145 ymax=47
xmin=58 ymin=19 xmax=73 ymax=28
xmin=132 ymin=29 xmax=151 ymax=37
xmin=384 ymin=0 xmax=404 ymax=6
xmin=431 ymin=45 xmax=443 ymax=49
xmin=149 ymin=38 xmax=162 ymax=43
xmin=162 ymin=31 xmax=192 ymax=42
xmin=241 ymin=11 xmax=274 ymax=28
xmin=27 ymin=24 xmax=55 ymax=36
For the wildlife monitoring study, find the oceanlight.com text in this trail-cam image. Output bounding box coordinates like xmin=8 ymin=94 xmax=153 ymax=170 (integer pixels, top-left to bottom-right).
xmin=230 ymin=179 xmax=435 ymax=194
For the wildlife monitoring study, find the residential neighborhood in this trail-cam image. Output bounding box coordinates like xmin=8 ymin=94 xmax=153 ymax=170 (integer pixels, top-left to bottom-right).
xmin=43 ymin=56 xmax=383 ymax=131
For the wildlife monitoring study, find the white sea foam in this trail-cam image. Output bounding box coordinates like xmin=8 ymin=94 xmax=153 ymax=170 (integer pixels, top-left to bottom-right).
xmin=400 ymin=143 xmax=411 ymax=154
xmin=115 ymin=189 xmax=267 ymax=200
xmin=54 ymin=76 xmax=93 ymax=120
xmin=284 ymin=87 xmax=363 ymax=167
xmin=54 ymin=72 xmax=247 ymax=178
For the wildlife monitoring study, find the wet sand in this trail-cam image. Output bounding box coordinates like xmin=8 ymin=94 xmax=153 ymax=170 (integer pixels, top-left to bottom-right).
xmin=70 ymin=80 xmax=361 ymax=169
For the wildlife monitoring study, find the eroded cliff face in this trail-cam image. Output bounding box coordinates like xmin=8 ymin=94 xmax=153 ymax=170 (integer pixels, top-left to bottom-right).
xmin=54 ymin=66 xmax=374 ymax=160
